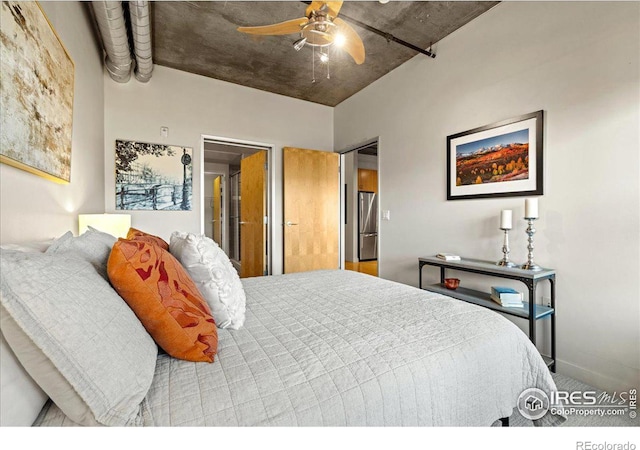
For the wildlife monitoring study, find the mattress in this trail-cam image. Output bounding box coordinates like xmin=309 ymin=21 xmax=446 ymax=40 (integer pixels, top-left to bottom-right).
xmin=35 ymin=270 xmax=563 ymax=426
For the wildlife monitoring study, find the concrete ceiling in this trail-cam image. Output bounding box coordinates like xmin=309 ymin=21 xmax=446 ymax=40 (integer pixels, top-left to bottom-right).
xmin=151 ymin=1 xmax=498 ymax=107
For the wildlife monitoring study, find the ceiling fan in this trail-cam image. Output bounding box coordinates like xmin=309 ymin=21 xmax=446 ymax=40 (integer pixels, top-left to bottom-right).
xmin=237 ymin=1 xmax=365 ymax=65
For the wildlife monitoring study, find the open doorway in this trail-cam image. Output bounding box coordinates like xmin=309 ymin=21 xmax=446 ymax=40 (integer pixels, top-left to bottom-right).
xmin=201 ymin=136 xmax=273 ymax=278
xmin=340 ymin=139 xmax=379 ymax=277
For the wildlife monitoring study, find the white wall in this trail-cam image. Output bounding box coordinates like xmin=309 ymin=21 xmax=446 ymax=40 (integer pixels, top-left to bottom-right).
xmin=335 ymin=1 xmax=640 ymax=393
xmin=0 ymin=1 xmax=104 ymax=243
xmin=104 ymin=65 xmax=333 ymax=274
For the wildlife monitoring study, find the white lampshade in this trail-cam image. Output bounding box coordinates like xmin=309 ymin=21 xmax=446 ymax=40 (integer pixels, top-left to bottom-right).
xmin=78 ymin=214 xmax=131 ymax=238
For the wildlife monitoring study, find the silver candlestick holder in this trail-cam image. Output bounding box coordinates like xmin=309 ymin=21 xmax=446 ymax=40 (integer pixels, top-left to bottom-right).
xmin=496 ymin=228 xmax=516 ymax=267
xmin=521 ymin=218 xmax=542 ymax=271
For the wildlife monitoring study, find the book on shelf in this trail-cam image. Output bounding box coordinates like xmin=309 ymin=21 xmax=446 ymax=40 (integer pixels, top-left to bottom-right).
xmin=436 ymin=253 xmax=461 ymax=261
xmin=490 ymin=286 xmax=524 ymax=307
xmin=490 ymin=295 xmax=524 ymax=307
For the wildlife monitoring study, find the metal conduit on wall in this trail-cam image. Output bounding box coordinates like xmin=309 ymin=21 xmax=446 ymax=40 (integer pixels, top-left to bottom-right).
xmin=91 ymin=1 xmax=132 ymax=83
xmin=91 ymin=1 xmax=153 ymax=83
xmin=129 ymin=1 xmax=153 ymax=82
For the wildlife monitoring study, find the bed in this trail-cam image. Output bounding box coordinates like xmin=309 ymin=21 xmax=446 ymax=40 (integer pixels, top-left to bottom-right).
xmin=0 ymin=234 xmax=564 ymax=427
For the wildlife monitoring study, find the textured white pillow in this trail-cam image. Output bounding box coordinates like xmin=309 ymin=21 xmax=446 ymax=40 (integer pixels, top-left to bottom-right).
xmin=0 ymin=249 xmax=158 ymax=426
xmin=170 ymin=232 xmax=246 ymax=329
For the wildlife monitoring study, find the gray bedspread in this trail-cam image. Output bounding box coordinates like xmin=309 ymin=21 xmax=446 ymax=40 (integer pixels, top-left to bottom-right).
xmin=35 ymin=270 xmax=564 ymax=426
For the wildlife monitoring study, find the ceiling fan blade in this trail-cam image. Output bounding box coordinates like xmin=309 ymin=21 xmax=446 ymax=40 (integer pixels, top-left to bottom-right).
xmin=237 ymin=17 xmax=308 ymax=36
xmin=325 ymin=1 xmax=344 ymax=17
xmin=305 ymin=1 xmax=325 ymax=17
xmin=334 ymin=17 xmax=365 ymax=65
xmin=306 ymin=1 xmax=344 ymax=17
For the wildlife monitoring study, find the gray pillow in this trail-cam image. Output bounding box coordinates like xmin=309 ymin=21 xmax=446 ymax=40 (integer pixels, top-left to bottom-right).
xmin=0 ymin=241 xmax=50 ymax=426
xmin=45 ymin=228 xmax=117 ymax=280
xmin=0 ymin=249 xmax=157 ymax=426
xmin=0 ymin=240 xmax=53 ymax=253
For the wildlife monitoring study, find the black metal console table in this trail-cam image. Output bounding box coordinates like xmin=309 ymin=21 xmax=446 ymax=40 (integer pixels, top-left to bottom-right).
xmin=419 ymin=256 xmax=556 ymax=372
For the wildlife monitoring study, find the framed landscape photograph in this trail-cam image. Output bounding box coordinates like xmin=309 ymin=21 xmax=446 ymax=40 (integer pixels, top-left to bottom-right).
xmin=115 ymin=139 xmax=193 ymax=211
xmin=447 ymin=111 xmax=544 ymax=200
xmin=0 ymin=2 xmax=75 ymax=183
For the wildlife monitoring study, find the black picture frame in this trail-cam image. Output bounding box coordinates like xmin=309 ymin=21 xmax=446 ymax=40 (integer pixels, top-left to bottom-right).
xmin=446 ymin=110 xmax=544 ymax=200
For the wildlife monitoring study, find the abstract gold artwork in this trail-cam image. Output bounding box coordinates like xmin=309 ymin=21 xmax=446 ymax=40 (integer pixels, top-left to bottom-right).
xmin=0 ymin=1 xmax=75 ymax=183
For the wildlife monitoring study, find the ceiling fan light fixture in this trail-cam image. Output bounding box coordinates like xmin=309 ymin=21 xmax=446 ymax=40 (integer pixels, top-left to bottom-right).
xmin=319 ymin=52 xmax=329 ymax=63
xmin=237 ymin=1 xmax=366 ymax=65
xmin=293 ymin=37 xmax=307 ymax=51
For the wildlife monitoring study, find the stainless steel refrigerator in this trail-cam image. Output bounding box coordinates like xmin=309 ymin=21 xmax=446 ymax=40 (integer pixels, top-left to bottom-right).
xmin=358 ymin=191 xmax=378 ymax=261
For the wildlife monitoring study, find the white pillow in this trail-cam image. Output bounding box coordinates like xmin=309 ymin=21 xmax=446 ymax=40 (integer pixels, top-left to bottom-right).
xmin=0 ymin=327 xmax=48 ymax=426
xmin=0 ymin=249 xmax=158 ymax=426
xmin=170 ymin=232 xmax=246 ymax=329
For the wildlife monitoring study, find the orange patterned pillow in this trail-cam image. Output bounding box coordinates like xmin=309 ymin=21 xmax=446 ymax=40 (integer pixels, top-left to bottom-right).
xmin=108 ymin=239 xmax=217 ymax=362
xmin=126 ymin=227 xmax=169 ymax=251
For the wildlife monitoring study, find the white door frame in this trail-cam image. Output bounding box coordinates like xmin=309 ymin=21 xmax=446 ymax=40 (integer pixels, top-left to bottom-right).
xmin=200 ymin=134 xmax=275 ymax=275
xmin=338 ymin=137 xmax=380 ymax=274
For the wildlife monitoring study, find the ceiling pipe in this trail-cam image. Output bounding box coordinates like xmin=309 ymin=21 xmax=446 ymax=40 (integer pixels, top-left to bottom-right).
xmin=338 ymin=12 xmax=436 ymax=59
xmin=128 ymin=1 xmax=153 ymax=82
xmin=91 ymin=1 xmax=133 ymax=83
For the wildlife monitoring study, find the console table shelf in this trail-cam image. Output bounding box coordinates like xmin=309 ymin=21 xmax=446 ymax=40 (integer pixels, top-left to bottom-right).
xmin=419 ymin=256 xmax=556 ymax=372
xmin=426 ymin=283 xmax=554 ymax=320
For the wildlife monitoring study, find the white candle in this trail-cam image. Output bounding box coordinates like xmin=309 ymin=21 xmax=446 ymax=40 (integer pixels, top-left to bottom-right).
xmin=525 ymin=198 xmax=539 ymax=219
xmin=500 ymin=210 xmax=512 ymax=229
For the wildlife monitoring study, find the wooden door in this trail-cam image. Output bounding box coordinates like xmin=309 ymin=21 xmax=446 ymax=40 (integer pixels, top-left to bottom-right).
xmin=240 ymin=151 xmax=266 ymax=278
xmin=283 ymin=147 xmax=340 ymax=273
xmin=213 ymin=176 xmax=222 ymax=246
